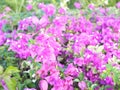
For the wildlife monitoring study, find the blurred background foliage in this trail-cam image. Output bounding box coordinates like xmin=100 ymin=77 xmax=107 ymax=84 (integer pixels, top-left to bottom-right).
xmin=0 ymin=0 xmax=120 ymax=26
xmin=0 ymin=0 xmax=120 ymax=13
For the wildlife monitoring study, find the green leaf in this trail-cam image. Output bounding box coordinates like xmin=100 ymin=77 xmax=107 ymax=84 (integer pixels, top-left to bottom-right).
xmin=28 ymin=39 xmax=36 ymax=45
xmin=74 ymin=88 xmax=79 ymax=90
xmin=33 ymin=62 xmax=41 ymax=70
xmin=4 ymin=66 xmax=19 ymax=75
xmin=78 ymin=73 xmax=84 ymax=81
xmin=27 ymin=82 xmax=36 ymax=88
xmin=104 ymin=85 xmax=111 ymax=89
xmin=24 ymin=79 xmax=32 ymax=85
xmin=80 ymin=48 xmax=85 ymax=57
xmin=106 ymin=64 xmax=113 ymax=71
xmin=28 ymin=26 xmax=35 ymax=33
xmin=91 ymin=84 xmax=98 ymax=90
xmin=29 ymin=70 xmax=35 ymax=78
xmin=112 ymin=69 xmax=120 ymax=85
xmin=18 ymin=83 xmax=25 ymax=90
xmin=101 ymin=72 xmax=108 ymax=79
xmin=0 ymin=65 xmax=4 ymax=75
xmin=96 ymin=45 xmax=104 ymax=53
xmin=0 ymin=85 xmax=4 ymax=90
xmin=4 ymin=76 xmax=17 ymax=90
xmin=85 ymin=80 xmax=92 ymax=88
xmin=74 ymin=78 xmax=80 ymax=82
xmin=2 ymin=24 xmax=12 ymax=32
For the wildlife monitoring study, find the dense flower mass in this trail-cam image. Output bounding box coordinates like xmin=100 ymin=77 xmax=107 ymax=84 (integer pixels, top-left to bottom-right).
xmin=0 ymin=1 xmax=120 ymax=90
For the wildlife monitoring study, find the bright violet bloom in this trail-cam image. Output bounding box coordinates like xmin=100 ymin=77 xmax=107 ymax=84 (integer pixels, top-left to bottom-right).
xmin=78 ymin=81 xmax=87 ymax=90
xmin=0 ymin=79 xmax=8 ymax=90
xmin=0 ymin=31 xmax=6 ymax=46
xmin=65 ymin=63 xmax=79 ymax=77
xmin=24 ymin=88 xmax=36 ymax=90
xmin=39 ymin=80 xmax=48 ymax=90
xmin=116 ymin=2 xmax=120 ymax=8
xmin=38 ymin=3 xmax=56 ymax=16
xmin=26 ymin=4 xmax=33 ymax=11
xmin=74 ymin=2 xmax=81 ymax=9
xmin=88 ymin=4 xmax=95 ymax=10
xmin=39 ymin=15 xmax=49 ymax=28
xmin=5 ymin=7 xmax=11 ymax=12
xmin=1 ymin=2 xmax=120 ymax=89
xmin=58 ymin=8 xmax=65 ymax=14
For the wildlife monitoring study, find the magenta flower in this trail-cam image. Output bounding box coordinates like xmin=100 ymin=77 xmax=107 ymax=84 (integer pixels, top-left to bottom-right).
xmin=39 ymin=80 xmax=48 ymax=90
xmin=78 ymin=81 xmax=87 ymax=90
xmin=24 ymin=88 xmax=36 ymax=90
xmin=116 ymin=2 xmax=120 ymax=8
xmin=74 ymin=58 xmax=84 ymax=66
xmin=88 ymin=4 xmax=95 ymax=10
xmin=39 ymin=15 xmax=49 ymax=28
xmin=74 ymin=2 xmax=81 ymax=9
xmin=58 ymin=8 xmax=65 ymax=14
xmin=38 ymin=3 xmax=45 ymax=9
xmin=5 ymin=7 xmax=11 ymax=12
xmin=65 ymin=63 xmax=79 ymax=76
xmin=8 ymin=33 xmax=32 ymax=59
xmin=0 ymin=79 xmax=8 ymax=90
xmin=0 ymin=31 xmax=6 ymax=46
xmin=26 ymin=4 xmax=33 ymax=11
xmin=38 ymin=3 xmax=56 ymax=16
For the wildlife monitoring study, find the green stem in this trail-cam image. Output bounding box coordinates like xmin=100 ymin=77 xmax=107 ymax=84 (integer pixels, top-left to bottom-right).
xmin=15 ymin=0 xmax=18 ymax=13
xmin=18 ymin=0 xmax=25 ymax=13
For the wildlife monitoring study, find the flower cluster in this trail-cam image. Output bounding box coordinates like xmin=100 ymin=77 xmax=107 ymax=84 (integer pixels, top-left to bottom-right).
xmin=0 ymin=2 xmax=120 ymax=90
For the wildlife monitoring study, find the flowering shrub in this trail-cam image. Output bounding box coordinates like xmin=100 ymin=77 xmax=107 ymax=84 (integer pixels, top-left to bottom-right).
xmin=0 ymin=1 xmax=120 ymax=90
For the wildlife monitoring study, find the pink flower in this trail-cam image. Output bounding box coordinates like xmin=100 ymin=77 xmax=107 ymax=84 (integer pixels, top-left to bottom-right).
xmin=65 ymin=63 xmax=79 ymax=76
xmin=74 ymin=58 xmax=84 ymax=66
xmin=0 ymin=31 xmax=6 ymax=46
xmin=78 ymin=81 xmax=87 ymax=90
xmin=88 ymin=4 xmax=95 ymax=10
xmin=39 ymin=15 xmax=49 ymax=28
xmin=38 ymin=3 xmax=45 ymax=9
xmin=38 ymin=3 xmax=56 ymax=16
xmin=116 ymin=2 xmax=120 ymax=8
xmin=39 ymin=80 xmax=48 ymax=90
xmin=24 ymin=88 xmax=36 ymax=90
xmin=74 ymin=2 xmax=81 ymax=9
xmin=5 ymin=7 xmax=11 ymax=12
xmin=0 ymin=79 xmax=8 ymax=90
xmin=58 ymin=8 xmax=65 ymax=14
xmin=26 ymin=4 xmax=33 ymax=11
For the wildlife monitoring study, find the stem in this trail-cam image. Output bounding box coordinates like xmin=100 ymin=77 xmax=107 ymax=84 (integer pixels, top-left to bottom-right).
xmin=18 ymin=0 xmax=25 ymax=13
xmin=15 ymin=0 xmax=18 ymax=13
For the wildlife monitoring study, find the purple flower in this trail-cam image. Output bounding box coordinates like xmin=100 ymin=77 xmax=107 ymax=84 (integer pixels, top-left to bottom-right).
xmin=26 ymin=4 xmax=33 ymax=11
xmin=24 ymin=88 xmax=36 ymax=90
xmin=38 ymin=3 xmax=56 ymax=16
xmin=58 ymin=8 xmax=65 ymax=14
xmin=39 ymin=15 xmax=49 ymax=28
xmin=74 ymin=2 xmax=81 ymax=9
xmin=0 ymin=79 xmax=8 ymax=90
xmin=5 ymin=7 xmax=11 ymax=12
xmin=65 ymin=63 xmax=79 ymax=77
xmin=78 ymin=81 xmax=87 ymax=90
xmin=39 ymin=80 xmax=48 ymax=90
xmin=116 ymin=2 xmax=120 ymax=8
xmin=88 ymin=4 xmax=95 ymax=10
xmin=74 ymin=58 xmax=84 ymax=66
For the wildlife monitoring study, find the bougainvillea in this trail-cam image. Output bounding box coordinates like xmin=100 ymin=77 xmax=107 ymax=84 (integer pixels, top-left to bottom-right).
xmin=0 ymin=1 xmax=120 ymax=90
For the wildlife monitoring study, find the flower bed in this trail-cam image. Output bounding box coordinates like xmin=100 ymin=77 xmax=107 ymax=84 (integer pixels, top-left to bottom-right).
xmin=0 ymin=1 xmax=120 ymax=90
